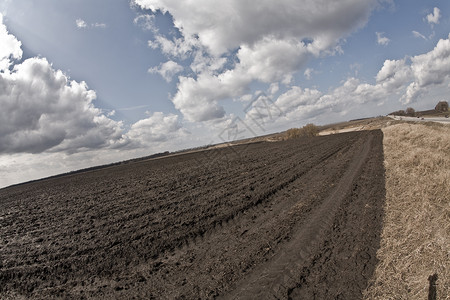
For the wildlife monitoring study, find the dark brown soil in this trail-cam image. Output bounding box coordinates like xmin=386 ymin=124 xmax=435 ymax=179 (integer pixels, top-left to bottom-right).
xmin=0 ymin=130 xmax=385 ymax=299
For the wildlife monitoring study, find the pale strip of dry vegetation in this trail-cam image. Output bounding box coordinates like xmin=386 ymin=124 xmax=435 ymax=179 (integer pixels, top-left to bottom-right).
xmin=364 ymin=123 xmax=450 ymax=299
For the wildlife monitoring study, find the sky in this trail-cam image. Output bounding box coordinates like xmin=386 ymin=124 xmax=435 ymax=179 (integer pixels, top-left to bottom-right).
xmin=1 ymin=0 xmax=450 ymax=188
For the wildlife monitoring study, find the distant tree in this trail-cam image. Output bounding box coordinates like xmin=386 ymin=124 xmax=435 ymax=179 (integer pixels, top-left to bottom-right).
xmin=391 ymin=110 xmax=406 ymax=116
xmin=285 ymin=123 xmax=319 ymax=140
xmin=285 ymin=128 xmax=302 ymax=139
xmin=302 ymin=123 xmax=319 ymax=137
xmin=406 ymin=107 xmax=416 ymax=117
xmin=435 ymin=101 xmax=449 ymax=112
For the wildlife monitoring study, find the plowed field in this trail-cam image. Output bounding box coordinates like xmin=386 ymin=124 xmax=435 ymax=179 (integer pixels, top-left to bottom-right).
xmin=0 ymin=130 xmax=385 ymax=299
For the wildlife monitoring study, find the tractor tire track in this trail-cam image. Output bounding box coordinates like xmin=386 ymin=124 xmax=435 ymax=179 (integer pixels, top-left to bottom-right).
xmin=221 ymin=132 xmax=375 ymax=299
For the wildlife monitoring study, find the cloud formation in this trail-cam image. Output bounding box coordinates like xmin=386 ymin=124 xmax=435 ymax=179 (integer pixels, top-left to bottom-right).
xmin=76 ymin=19 xmax=87 ymax=28
xmin=304 ymin=68 xmax=315 ymax=80
xmin=136 ymin=1 xmax=450 ymax=124
xmin=0 ymin=13 xmax=22 ymax=71
xmin=243 ymin=33 xmax=450 ymax=129
xmin=405 ymin=34 xmax=450 ymax=102
xmin=0 ymin=56 xmax=128 ymax=154
xmin=135 ymin=0 xmax=380 ymax=122
xmin=76 ymin=18 xmax=107 ymax=29
xmin=0 ymin=16 xmax=186 ymax=155
xmin=412 ymin=30 xmax=427 ymax=40
xmin=136 ymin=0 xmax=375 ymax=56
xmin=376 ymin=32 xmax=390 ymax=45
xmin=134 ymin=14 xmax=157 ymax=32
xmin=426 ymin=7 xmax=441 ymax=25
xmin=127 ymin=111 xmax=186 ymax=146
xmin=148 ymin=60 xmax=183 ymax=82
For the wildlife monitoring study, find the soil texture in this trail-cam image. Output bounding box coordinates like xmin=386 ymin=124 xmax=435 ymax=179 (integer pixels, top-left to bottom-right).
xmin=0 ymin=130 xmax=385 ymax=299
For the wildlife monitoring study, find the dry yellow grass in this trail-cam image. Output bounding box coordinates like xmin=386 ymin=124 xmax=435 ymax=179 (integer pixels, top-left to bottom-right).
xmin=364 ymin=123 xmax=450 ymax=299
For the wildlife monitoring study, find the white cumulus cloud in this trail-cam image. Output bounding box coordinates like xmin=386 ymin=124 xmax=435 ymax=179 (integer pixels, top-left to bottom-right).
xmin=0 ymin=17 xmax=128 ymax=154
xmin=148 ymin=60 xmax=183 ymax=82
xmin=426 ymin=7 xmax=441 ymax=25
xmin=376 ymin=59 xmax=412 ymax=90
xmin=136 ymin=0 xmax=375 ymax=56
xmin=405 ymin=34 xmax=450 ymax=102
xmin=148 ymin=35 xmax=197 ymax=59
xmin=0 ymin=57 xmax=128 ymax=154
xmin=235 ymin=37 xmax=311 ymax=84
xmin=255 ymin=33 xmax=450 ymax=128
xmin=127 ymin=111 xmax=186 ymax=146
xmin=135 ymin=0 xmax=382 ymax=122
xmin=0 ymin=13 xmax=22 ymax=71
xmin=172 ymin=74 xmax=230 ymax=122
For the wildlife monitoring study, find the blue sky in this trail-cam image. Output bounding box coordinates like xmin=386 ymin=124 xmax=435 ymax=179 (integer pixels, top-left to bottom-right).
xmin=1 ymin=0 xmax=450 ymax=187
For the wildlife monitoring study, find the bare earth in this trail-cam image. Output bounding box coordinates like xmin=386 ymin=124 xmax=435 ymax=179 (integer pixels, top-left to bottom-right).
xmin=1 ymin=130 xmax=385 ymax=299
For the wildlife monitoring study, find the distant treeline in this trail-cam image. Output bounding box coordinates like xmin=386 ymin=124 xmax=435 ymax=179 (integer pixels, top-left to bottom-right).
xmin=390 ymin=101 xmax=449 ymax=117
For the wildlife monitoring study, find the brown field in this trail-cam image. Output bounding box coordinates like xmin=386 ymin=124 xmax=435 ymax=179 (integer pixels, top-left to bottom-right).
xmin=364 ymin=123 xmax=450 ymax=299
xmin=1 ymin=130 xmax=385 ymax=299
